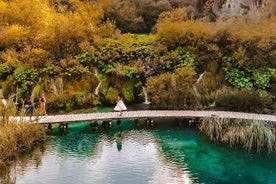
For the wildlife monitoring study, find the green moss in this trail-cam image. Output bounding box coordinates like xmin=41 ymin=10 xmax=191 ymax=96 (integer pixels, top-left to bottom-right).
xmin=65 ymin=100 xmax=74 ymax=111
xmin=122 ymin=85 xmax=135 ymax=103
xmin=32 ymin=84 xmax=43 ymax=98
xmin=105 ymin=87 xmax=119 ymax=104
xmin=1 ymin=80 xmax=13 ymax=97
xmin=92 ymin=98 xmax=101 ymax=106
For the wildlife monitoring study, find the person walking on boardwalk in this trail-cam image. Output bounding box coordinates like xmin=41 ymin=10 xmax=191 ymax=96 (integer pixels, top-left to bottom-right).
xmin=39 ymin=92 xmax=47 ymax=116
xmin=26 ymin=97 xmax=35 ymax=120
xmin=114 ymin=93 xmax=127 ymax=116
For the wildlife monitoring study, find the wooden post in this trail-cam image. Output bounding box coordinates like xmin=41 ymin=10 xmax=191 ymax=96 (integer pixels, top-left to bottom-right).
xmin=134 ymin=119 xmax=138 ymax=127
xmin=59 ymin=123 xmax=68 ymax=132
xmin=47 ymin=124 xmax=52 ymax=131
xmin=90 ymin=121 xmax=99 ymax=132
xmin=103 ymin=120 xmax=111 ymax=129
xmin=146 ymin=118 xmax=154 ymax=127
xmin=150 ymin=119 xmax=154 ymax=127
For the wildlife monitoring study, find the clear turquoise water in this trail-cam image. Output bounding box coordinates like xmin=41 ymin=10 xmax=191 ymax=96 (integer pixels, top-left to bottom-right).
xmin=9 ymin=120 xmax=275 ymax=184
xmin=155 ymin=129 xmax=276 ymax=184
xmin=7 ymin=107 xmax=276 ymax=184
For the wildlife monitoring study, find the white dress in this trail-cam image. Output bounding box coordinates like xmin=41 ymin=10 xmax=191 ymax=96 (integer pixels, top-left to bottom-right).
xmin=114 ymin=99 xmax=127 ymax=111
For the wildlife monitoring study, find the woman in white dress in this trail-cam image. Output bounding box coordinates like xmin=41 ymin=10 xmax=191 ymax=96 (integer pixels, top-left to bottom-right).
xmin=114 ymin=93 xmax=127 ymax=116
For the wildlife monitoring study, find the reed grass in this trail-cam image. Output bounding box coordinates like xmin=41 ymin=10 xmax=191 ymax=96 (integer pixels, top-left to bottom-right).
xmin=0 ymin=121 xmax=47 ymax=166
xmin=199 ymin=117 xmax=276 ymax=153
xmin=0 ymin=98 xmax=47 ymax=168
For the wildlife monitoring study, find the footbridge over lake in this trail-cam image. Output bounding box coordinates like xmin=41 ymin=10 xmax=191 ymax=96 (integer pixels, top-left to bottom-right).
xmin=36 ymin=110 xmax=276 ymax=125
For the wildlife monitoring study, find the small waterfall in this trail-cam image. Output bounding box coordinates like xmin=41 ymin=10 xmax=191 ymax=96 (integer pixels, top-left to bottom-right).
xmin=209 ymin=101 xmax=216 ymax=107
xmin=193 ymin=86 xmax=200 ymax=96
xmin=94 ymin=81 xmax=101 ymax=96
xmin=56 ymin=77 xmax=64 ymax=92
xmin=94 ymin=68 xmax=98 ymax=77
xmin=0 ymin=89 xmax=7 ymax=106
xmin=196 ymin=72 xmax=205 ymax=84
xmin=48 ymin=78 xmax=64 ymax=96
xmin=193 ymin=72 xmax=205 ymax=96
xmin=142 ymin=87 xmax=151 ymax=104
xmin=50 ymin=79 xmax=58 ymax=95
xmin=31 ymin=87 xmax=35 ymax=98
xmin=94 ymin=68 xmax=102 ymax=96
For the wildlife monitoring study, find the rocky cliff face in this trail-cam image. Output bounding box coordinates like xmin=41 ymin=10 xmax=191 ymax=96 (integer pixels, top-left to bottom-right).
xmin=212 ymin=0 xmax=276 ymax=19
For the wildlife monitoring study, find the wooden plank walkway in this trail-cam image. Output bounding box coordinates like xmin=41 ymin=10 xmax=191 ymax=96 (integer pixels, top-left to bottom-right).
xmin=35 ymin=110 xmax=276 ymax=124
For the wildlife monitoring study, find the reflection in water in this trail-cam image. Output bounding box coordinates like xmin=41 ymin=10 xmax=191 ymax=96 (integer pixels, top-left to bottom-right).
xmin=90 ymin=129 xmax=193 ymax=184
xmin=114 ymin=131 xmax=126 ymax=151
xmin=154 ymin=129 xmax=276 ymax=184
xmin=4 ymin=119 xmax=276 ymax=184
xmin=9 ymin=123 xmax=194 ymax=184
xmin=0 ymin=166 xmax=15 ymax=184
xmin=0 ymin=145 xmax=45 ymax=184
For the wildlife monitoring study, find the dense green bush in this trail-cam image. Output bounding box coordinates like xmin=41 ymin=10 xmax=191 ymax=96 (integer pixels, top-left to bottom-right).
xmin=146 ymin=65 xmax=199 ymax=109
xmin=215 ymin=87 xmax=273 ymax=113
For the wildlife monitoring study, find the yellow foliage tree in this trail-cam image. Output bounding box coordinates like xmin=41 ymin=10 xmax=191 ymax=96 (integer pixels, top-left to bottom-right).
xmin=0 ymin=0 xmax=113 ymax=61
xmin=146 ymin=65 xmax=198 ymax=109
xmin=19 ymin=47 xmax=50 ymax=67
xmin=156 ymin=8 xmax=215 ymax=50
xmin=0 ymin=24 xmax=30 ymax=49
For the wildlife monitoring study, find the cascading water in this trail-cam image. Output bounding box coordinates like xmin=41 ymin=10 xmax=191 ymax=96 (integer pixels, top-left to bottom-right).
xmin=94 ymin=68 xmax=98 ymax=77
xmin=94 ymin=81 xmax=102 ymax=96
xmin=48 ymin=77 xmax=64 ymax=96
xmin=196 ymin=72 xmax=205 ymax=84
xmin=94 ymin=68 xmax=101 ymax=96
xmin=193 ymin=72 xmax=205 ymax=96
xmin=192 ymin=72 xmax=216 ymax=107
xmin=209 ymin=101 xmax=216 ymax=107
xmin=142 ymin=87 xmax=151 ymax=104
xmin=56 ymin=77 xmax=64 ymax=92
xmin=31 ymin=85 xmax=36 ymax=98
xmin=50 ymin=79 xmax=58 ymax=96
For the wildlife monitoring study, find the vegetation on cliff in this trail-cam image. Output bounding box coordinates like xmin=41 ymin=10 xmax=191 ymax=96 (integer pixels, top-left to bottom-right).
xmin=0 ymin=0 xmax=275 ymax=113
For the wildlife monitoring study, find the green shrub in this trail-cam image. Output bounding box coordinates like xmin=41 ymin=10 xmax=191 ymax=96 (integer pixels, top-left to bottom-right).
xmin=215 ymin=87 xmax=273 ymax=113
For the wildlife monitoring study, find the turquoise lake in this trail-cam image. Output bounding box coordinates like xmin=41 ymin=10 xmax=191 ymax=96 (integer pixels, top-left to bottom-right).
xmin=3 ymin=107 xmax=276 ymax=184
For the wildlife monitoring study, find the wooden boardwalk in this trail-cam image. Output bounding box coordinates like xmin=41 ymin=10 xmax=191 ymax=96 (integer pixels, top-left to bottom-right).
xmin=35 ymin=110 xmax=276 ymax=124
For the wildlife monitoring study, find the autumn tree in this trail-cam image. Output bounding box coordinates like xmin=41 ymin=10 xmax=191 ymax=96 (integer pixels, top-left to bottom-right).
xmin=146 ymin=65 xmax=198 ymax=109
xmin=100 ymin=0 xmax=144 ymax=33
